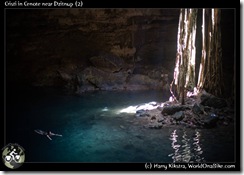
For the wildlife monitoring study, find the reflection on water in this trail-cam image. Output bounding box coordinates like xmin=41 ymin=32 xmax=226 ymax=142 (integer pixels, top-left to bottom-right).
xmin=168 ymin=129 xmax=205 ymax=163
xmin=193 ymin=130 xmax=205 ymax=162
xmin=169 ymin=130 xmax=181 ymax=162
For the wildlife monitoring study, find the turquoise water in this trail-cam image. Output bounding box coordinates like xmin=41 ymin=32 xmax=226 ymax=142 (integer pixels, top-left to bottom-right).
xmin=6 ymin=88 xmax=235 ymax=163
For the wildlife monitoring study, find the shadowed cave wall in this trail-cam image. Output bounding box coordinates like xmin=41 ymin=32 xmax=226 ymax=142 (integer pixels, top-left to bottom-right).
xmin=6 ymin=9 xmax=235 ymax=98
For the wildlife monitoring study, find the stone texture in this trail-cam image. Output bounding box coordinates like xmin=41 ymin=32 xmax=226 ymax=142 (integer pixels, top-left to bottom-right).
xmin=6 ymin=9 xmax=179 ymax=93
xmin=126 ymin=74 xmax=162 ymax=90
xmin=89 ymin=54 xmax=125 ymax=73
xmin=172 ymin=111 xmax=184 ymax=121
xmin=200 ymin=91 xmax=227 ymax=108
xmin=192 ymin=103 xmax=204 ymax=114
xmin=79 ymin=66 xmax=128 ymax=90
xmin=161 ymin=105 xmax=184 ymax=115
xmin=6 ymin=9 xmax=235 ymax=98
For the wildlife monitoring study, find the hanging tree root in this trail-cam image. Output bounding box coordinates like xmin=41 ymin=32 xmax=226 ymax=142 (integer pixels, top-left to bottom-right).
xmin=169 ymin=80 xmax=179 ymax=103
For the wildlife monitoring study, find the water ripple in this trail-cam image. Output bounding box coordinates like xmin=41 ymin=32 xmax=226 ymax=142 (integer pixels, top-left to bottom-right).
xmin=168 ymin=129 xmax=205 ymax=163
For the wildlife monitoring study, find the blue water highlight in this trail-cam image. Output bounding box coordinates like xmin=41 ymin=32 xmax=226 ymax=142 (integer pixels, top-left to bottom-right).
xmin=6 ymin=88 xmax=235 ymax=163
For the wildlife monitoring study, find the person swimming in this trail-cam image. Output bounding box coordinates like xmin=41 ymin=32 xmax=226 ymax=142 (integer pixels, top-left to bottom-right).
xmin=45 ymin=131 xmax=62 ymax=140
xmin=35 ymin=130 xmax=62 ymax=140
xmin=46 ymin=131 xmax=53 ymax=140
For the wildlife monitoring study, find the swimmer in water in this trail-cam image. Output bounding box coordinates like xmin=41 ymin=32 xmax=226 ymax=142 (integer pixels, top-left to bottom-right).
xmin=33 ymin=130 xmax=62 ymax=140
xmin=35 ymin=129 xmax=62 ymax=140
xmin=46 ymin=131 xmax=53 ymax=140
xmin=45 ymin=131 xmax=62 ymax=140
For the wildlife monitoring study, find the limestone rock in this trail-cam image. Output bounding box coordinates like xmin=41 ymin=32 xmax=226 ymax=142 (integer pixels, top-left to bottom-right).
xmin=161 ymin=105 xmax=183 ymax=115
xmin=80 ymin=66 xmax=128 ymax=90
xmin=172 ymin=111 xmax=184 ymax=121
xmin=89 ymin=54 xmax=124 ymax=73
xmin=203 ymin=114 xmax=219 ymax=128
xmin=192 ymin=103 xmax=204 ymax=114
xmin=200 ymin=91 xmax=227 ymax=108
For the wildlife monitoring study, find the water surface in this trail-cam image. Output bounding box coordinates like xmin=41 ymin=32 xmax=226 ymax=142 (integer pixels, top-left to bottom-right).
xmin=6 ymin=87 xmax=235 ymax=163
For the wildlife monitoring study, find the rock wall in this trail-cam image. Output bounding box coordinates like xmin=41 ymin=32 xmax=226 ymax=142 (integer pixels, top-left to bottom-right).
xmin=6 ymin=9 xmax=235 ymax=97
xmin=6 ymin=9 xmax=179 ymax=94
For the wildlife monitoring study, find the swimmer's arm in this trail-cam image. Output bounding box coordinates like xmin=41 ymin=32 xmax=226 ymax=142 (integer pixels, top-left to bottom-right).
xmin=54 ymin=134 xmax=62 ymax=137
xmin=51 ymin=132 xmax=62 ymax=137
xmin=46 ymin=135 xmax=52 ymax=140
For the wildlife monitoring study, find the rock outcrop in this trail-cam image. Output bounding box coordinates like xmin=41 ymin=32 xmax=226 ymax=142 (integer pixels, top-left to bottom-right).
xmin=125 ymin=92 xmax=234 ymax=129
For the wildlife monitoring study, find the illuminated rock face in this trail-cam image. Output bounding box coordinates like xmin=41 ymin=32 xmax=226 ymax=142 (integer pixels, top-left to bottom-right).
xmin=6 ymin=9 xmax=234 ymax=96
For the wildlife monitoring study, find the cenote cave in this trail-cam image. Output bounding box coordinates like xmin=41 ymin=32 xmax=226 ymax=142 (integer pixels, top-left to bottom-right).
xmin=5 ymin=8 xmax=237 ymax=165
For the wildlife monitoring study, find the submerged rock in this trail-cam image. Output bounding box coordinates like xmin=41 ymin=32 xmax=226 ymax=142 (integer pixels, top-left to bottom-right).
xmin=120 ymin=125 xmax=125 ymax=129
xmin=148 ymin=122 xmax=163 ymax=129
